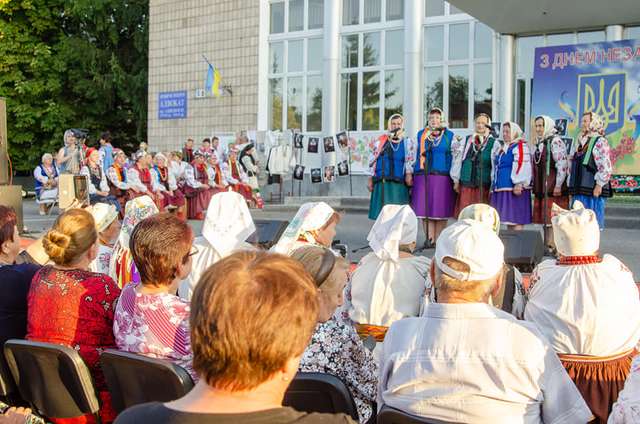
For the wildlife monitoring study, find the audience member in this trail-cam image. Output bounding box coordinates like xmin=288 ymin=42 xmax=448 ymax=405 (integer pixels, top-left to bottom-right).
xmin=184 ymin=151 xmax=215 ymax=220
xmin=106 ymin=149 xmax=135 ymax=213
xmin=99 ymin=131 xmax=115 ymax=171
xmin=81 ymin=148 xmax=121 ymax=211
xmin=33 ymin=153 xmax=59 ymax=215
xmin=56 ymin=130 xmax=82 ymax=175
xmin=182 ymin=138 xmax=195 ymax=164
xmin=272 ymin=202 xmax=340 ymax=255
xmin=89 ymin=203 xmax=120 ymax=275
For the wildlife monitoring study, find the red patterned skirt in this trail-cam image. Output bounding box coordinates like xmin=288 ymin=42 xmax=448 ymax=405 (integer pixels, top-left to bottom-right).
xmin=532 ymin=195 xmax=570 ymax=225
xmin=454 ymin=185 xmax=491 ymax=217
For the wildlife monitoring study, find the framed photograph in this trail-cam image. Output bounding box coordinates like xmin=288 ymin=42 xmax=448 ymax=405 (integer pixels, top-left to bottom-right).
xmin=336 ymin=131 xmax=349 ymax=149
xmin=491 ymin=122 xmax=501 ymax=137
xmin=562 ymin=137 xmax=573 ymax=155
xmin=293 ymin=164 xmax=305 ymax=180
xmin=311 ymin=168 xmax=322 ymax=183
xmin=293 ymin=133 xmax=303 ymax=149
xmin=307 ymin=137 xmax=319 ymax=153
xmin=323 ymin=136 xmax=336 ymax=153
xmin=555 ymin=118 xmax=568 ymax=136
xmin=323 ymin=165 xmax=336 ymax=183
xmin=337 ymin=160 xmax=349 ymax=176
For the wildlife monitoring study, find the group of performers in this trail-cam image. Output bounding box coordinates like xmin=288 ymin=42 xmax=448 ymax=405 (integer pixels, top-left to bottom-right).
xmin=368 ymin=107 xmax=613 ymax=251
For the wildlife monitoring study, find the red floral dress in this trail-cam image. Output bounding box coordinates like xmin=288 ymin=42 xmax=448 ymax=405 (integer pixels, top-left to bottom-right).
xmin=26 ymin=266 xmax=121 ymax=423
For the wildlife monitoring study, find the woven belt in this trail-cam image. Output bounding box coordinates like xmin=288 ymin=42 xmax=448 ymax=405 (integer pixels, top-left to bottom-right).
xmin=558 ymin=349 xmax=636 ymax=363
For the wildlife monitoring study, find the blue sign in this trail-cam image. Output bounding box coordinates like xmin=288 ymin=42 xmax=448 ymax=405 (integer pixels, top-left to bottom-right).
xmin=158 ymin=91 xmax=188 ymax=119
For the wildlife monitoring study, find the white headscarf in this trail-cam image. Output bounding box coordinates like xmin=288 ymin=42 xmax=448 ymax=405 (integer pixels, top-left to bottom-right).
xmin=202 ymin=191 xmax=256 ymax=257
xmin=458 ymin=203 xmax=501 ymax=235
xmin=272 ymin=202 xmax=336 ymax=255
xmin=503 ymin=121 xmax=524 ymax=142
xmin=367 ymin=205 xmax=417 ymax=262
xmin=551 ymin=201 xmax=600 ymax=257
xmin=535 ymin=115 xmax=557 ymax=141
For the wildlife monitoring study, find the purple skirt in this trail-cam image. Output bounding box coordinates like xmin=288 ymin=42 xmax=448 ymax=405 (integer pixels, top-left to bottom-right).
xmin=490 ymin=190 xmax=532 ymax=225
xmin=411 ymin=174 xmax=456 ymax=219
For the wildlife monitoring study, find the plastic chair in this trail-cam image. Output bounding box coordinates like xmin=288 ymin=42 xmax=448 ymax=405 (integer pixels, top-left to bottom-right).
xmin=377 ymin=405 xmax=456 ymax=424
xmin=0 ymin=350 xmax=17 ymax=402
xmin=283 ymin=372 xmax=359 ymax=421
xmin=3 ymin=339 xmax=100 ymax=420
xmin=100 ymin=349 xmax=194 ymax=414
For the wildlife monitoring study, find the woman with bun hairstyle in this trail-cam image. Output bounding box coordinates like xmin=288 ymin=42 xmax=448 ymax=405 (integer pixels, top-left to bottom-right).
xmin=26 ymin=208 xmax=121 ymax=423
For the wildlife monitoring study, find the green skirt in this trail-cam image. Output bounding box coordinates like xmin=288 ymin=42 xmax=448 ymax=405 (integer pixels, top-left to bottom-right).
xmin=368 ymin=180 xmax=410 ymax=220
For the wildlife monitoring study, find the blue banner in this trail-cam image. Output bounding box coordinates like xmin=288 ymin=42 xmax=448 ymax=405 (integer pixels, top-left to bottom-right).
xmin=158 ymin=91 xmax=188 ymax=120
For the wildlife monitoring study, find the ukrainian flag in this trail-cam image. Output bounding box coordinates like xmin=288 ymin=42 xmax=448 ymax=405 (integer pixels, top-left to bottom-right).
xmin=205 ymin=64 xmax=221 ymax=97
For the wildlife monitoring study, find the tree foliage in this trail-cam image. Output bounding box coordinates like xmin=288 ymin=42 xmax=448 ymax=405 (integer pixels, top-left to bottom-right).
xmin=0 ymin=0 xmax=148 ymax=172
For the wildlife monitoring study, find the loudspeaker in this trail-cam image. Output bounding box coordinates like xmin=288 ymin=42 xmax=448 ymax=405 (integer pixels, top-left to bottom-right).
xmin=247 ymin=219 xmax=289 ymax=249
xmin=58 ymin=174 xmax=89 ymax=209
xmin=499 ymin=229 xmax=544 ymax=272
xmin=0 ymin=185 xmax=23 ymax=231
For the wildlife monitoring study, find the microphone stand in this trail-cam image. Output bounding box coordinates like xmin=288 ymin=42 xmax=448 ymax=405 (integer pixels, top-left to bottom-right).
xmin=542 ymin=136 xmax=551 ymax=251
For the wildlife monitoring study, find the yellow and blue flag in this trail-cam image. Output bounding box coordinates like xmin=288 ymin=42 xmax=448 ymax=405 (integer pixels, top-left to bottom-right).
xmin=205 ymin=63 xmax=221 ymax=97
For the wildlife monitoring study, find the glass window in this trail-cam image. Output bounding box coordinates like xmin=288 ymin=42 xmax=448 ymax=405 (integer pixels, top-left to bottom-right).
xmin=307 ymin=38 xmax=323 ymax=72
xmin=287 ymin=77 xmax=303 ymax=130
xmin=386 ymin=0 xmax=404 ymax=20
xmin=449 ymin=23 xmax=469 ymax=60
xmin=270 ymin=2 xmax=285 ymax=34
xmin=287 ymin=40 xmax=303 ymax=72
xmin=425 ymin=0 xmax=444 ymax=17
xmin=340 ymin=73 xmax=359 ymax=131
xmin=474 ymin=63 xmax=492 ymax=117
xmin=343 ymin=0 xmax=359 ymax=25
xmin=448 ymin=2 xmax=463 ymax=14
xmin=289 ymin=0 xmax=304 ymax=31
xmin=364 ymin=0 xmax=381 ymax=23
xmin=269 ymin=42 xmax=284 ymax=74
xmin=308 ymin=0 xmax=324 ymax=29
xmin=385 ymin=70 xmax=403 ymax=121
xmin=307 ymin=76 xmax=323 ymax=131
xmin=577 ymin=30 xmax=605 ymax=44
xmin=363 ymin=32 xmax=381 ymax=67
xmin=626 ymin=26 xmax=640 ymax=39
xmin=516 ymin=78 xmax=526 ymax=129
xmin=342 ymin=34 xmax=359 ymax=68
xmin=474 ymin=22 xmax=493 ymax=59
xmin=362 ymin=71 xmax=381 ymax=130
xmin=385 ymin=30 xmax=404 ymax=65
xmin=448 ymin=65 xmax=468 ymax=128
xmin=516 ymin=35 xmax=543 ymax=75
xmin=425 ymin=26 xmax=444 ymax=61
xmin=424 ymin=66 xmax=443 ymax=120
xmin=268 ymin=78 xmax=283 ymax=130
xmin=546 ymin=32 xmax=574 ymax=47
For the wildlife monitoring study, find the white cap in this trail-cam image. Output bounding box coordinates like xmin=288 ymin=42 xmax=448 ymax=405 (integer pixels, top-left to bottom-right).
xmin=91 ymin=203 xmax=118 ymax=233
xmin=552 ymin=201 xmax=600 ymax=256
xmin=435 ymin=219 xmax=504 ymax=281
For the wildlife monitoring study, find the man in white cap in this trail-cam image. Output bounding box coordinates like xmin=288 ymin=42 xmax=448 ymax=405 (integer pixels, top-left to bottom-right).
xmin=378 ymin=219 xmax=591 ymax=423
xmin=89 ymin=203 xmax=121 ymax=275
xmin=524 ymin=201 xmax=640 ymax=422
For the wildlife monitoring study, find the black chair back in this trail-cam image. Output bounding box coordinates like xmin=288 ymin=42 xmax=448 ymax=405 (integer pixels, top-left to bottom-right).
xmin=377 ymin=405 xmax=455 ymax=424
xmin=283 ymin=372 xmax=359 ymax=421
xmin=100 ymin=349 xmax=194 ymax=414
xmin=0 ymin=351 xmax=17 ymax=399
xmin=3 ymin=339 xmax=100 ymax=419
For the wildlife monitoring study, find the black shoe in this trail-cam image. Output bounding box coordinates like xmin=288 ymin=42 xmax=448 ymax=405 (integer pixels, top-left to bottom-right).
xmin=422 ymin=239 xmax=436 ymax=250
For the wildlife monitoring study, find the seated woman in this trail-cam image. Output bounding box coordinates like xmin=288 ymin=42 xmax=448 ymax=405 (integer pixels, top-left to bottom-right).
xmin=114 ymin=251 xmax=351 ymax=424
xmin=346 ymin=205 xmax=429 ymax=346
xmin=291 ymin=246 xmax=377 ymax=424
xmin=89 ymin=203 xmax=121 ymax=275
xmin=33 ymin=153 xmax=59 ymax=215
xmin=81 ymin=148 xmax=121 ymax=212
xmin=27 ymin=208 xmax=121 ymax=423
xmin=106 ymin=149 xmax=137 ymax=214
xmin=184 ymin=151 xmax=215 ymax=220
xmin=272 ymin=202 xmax=340 ymax=256
xmin=223 ymin=146 xmax=258 ymax=207
xmin=114 ymin=213 xmax=196 ymax=380
xmin=152 ymin=153 xmax=186 ymax=220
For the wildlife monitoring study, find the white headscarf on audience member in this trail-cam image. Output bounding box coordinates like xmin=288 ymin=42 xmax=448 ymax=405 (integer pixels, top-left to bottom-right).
xmin=271 ymin=202 xmax=337 ymax=255
xmin=551 ymin=201 xmax=599 ymax=257
xmin=458 ymin=203 xmax=501 ymax=235
xmin=367 ymin=205 xmax=417 ymax=262
xmin=179 ymin=191 xmax=256 ymax=300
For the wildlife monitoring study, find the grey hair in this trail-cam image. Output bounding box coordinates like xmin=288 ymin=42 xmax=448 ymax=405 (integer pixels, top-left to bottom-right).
xmin=63 ymin=130 xmax=75 ymax=143
xmin=42 ymin=153 xmax=53 ymax=162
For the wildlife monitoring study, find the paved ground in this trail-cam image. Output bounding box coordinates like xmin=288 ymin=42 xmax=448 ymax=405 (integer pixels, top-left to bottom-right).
xmin=19 ymin=199 xmax=640 ymax=279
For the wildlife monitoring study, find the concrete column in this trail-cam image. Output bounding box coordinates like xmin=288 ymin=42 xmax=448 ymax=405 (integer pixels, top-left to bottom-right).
xmin=256 ymin=0 xmax=270 ymax=131
xmin=499 ymin=34 xmax=515 ymax=123
xmin=403 ymin=0 xmax=424 ymax=136
xmin=606 ymin=25 xmax=624 ymax=41
xmin=322 ymin=0 xmax=342 ymax=135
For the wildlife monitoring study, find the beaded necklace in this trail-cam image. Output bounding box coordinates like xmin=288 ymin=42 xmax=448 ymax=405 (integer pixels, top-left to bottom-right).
xmin=557 ymin=255 xmax=602 ymax=266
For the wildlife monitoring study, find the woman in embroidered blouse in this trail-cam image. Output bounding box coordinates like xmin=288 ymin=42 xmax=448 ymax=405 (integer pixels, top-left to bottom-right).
xmin=291 ymin=245 xmax=378 ymax=424
xmin=33 ymin=153 xmax=59 ymax=215
xmin=27 ymin=208 xmax=121 ymax=423
xmin=80 ymin=148 xmax=121 ymax=212
xmin=151 ymin=153 xmax=187 ymax=219
xmin=107 ymin=149 xmax=136 ymax=213
xmin=271 ymin=202 xmax=340 ymax=256
xmin=113 ymin=213 xmax=197 ymax=381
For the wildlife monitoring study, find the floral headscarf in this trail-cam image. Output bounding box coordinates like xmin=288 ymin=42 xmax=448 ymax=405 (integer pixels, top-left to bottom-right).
xmin=502 ymin=121 xmax=524 ymax=143
xmin=584 ymin=112 xmax=605 ymax=137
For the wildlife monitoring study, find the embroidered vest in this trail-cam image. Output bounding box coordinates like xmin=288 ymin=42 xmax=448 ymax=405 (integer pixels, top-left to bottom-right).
xmin=460 ymin=135 xmax=495 ymax=188
xmin=568 ymin=137 xmax=613 ymax=198
xmin=413 ymin=128 xmax=453 ymax=175
xmin=494 ymin=142 xmax=522 ymax=190
xmin=373 ymin=138 xmax=406 ymax=182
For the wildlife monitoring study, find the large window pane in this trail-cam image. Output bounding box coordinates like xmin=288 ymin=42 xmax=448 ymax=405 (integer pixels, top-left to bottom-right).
xmin=626 ymin=26 xmax=640 ymax=39
xmin=424 ymin=66 xmax=443 ymax=121
xmin=386 ymin=0 xmax=404 ymax=20
xmin=474 ymin=63 xmax=492 ymax=117
xmin=307 ymin=38 xmax=323 ymax=72
xmin=289 ymin=0 xmax=304 ymax=31
xmin=474 ymin=22 xmax=492 ymax=59
xmin=425 ymin=0 xmax=444 ymax=17
xmin=425 ymin=26 xmax=444 ymax=61
xmin=385 ymin=30 xmax=403 ymax=65
xmin=342 ymin=34 xmax=359 ymax=68
xmin=287 ymin=77 xmax=303 ymax=130
xmin=341 ymin=73 xmax=359 ymax=131
xmin=385 ymin=70 xmax=403 ymax=122
xmin=270 ymin=2 xmax=284 ymax=34
xmin=448 ymin=65 xmax=468 ymax=128
xmin=308 ymin=0 xmax=324 ymax=29
xmin=343 ymin=0 xmax=359 ymax=25
xmin=577 ymin=30 xmax=605 ymax=44
xmin=546 ymin=32 xmax=574 ymax=47
xmin=449 ymin=23 xmax=469 ymax=60
xmin=307 ymin=76 xmax=323 ymax=131
xmin=516 ymin=35 xmax=543 ymax=76
xmin=516 ymin=78 xmax=526 ymax=129
xmin=269 ymin=42 xmax=284 ymax=74
xmin=363 ymin=71 xmax=381 ymax=130
xmin=288 ymin=40 xmax=303 ymax=72
xmin=364 ymin=0 xmax=381 ymax=23
xmin=268 ymin=78 xmax=283 ymax=130
xmin=448 ymin=2 xmax=463 ymax=14
xmin=363 ymin=32 xmax=381 ymax=67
